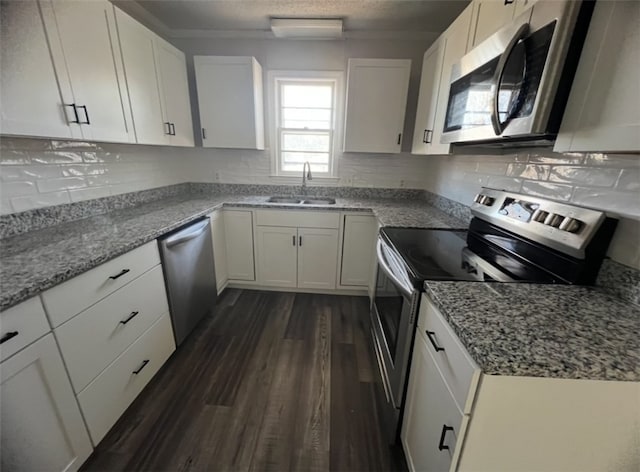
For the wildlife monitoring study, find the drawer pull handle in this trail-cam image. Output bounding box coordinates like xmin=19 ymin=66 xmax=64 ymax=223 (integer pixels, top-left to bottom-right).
xmin=425 ymin=330 xmax=445 ymax=352
xmin=120 ymin=311 xmax=140 ymax=325
xmin=438 ymin=424 xmax=454 ymax=451
xmin=0 ymin=331 xmax=19 ymax=344
xmin=132 ymin=359 xmax=150 ymax=375
xmin=109 ymin=269 xmax=130 ymax=280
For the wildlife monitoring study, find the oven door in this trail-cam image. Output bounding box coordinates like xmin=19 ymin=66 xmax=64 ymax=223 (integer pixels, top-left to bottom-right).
xmin=371 ymin=238 xmax=418 ymax=410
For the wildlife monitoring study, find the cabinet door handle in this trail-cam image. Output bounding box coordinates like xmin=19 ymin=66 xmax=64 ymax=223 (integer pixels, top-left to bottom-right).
xmin=292 ymin=235 xmax=296 ymax=246
xmin=170 ymin=123 xmax=176 ymax=136
xmin=109 ymin=269 xmax=130 ymax=280
xmin=504 ymin=0 xmax=515 ymax=4
xmin=425 ymin=330 xmax=445 ymax=352
xmin=423 ymin=129 xmax=433 ymax=144
xmin=132 ymin=359 xmax=150 ymax=375
xmin=299 ymin=236 xmax=302 ymax=246
xmin=0 ymin=331 xmax=19 ymax=344
xmin=64 ymin=103 xmax=80 ymax=124
xmin=202 ymin=128 xmax=207 ymax=140
xmin=78 ymin=105 xmax=90 ymax=124
xmin=438 ymin=424 xmax=454 ymax=451
xmin=397 ymin=133 xmax=402 ymax=145
xmin=120 ymin=311 xmax=140 ymax=325
xmin=164 ymin=122 xmax=172 ymax=135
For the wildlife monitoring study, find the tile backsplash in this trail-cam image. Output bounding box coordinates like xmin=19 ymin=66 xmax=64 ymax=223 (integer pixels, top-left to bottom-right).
xmin=0 ymin=137 xmax=190 ymax=214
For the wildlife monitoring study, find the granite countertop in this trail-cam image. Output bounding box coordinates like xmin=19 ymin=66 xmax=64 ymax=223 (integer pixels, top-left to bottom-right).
xmin=0 ymin=193 xmax=465 ymax=311
xmin=424 ymin=281 xmax=640 ymax=382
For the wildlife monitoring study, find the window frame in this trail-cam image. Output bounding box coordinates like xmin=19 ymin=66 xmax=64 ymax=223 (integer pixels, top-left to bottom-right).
xmin=267 ymin=70 xmax=344 ymax=179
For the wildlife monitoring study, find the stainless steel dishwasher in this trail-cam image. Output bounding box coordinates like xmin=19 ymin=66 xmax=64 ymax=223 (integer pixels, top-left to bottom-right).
xmin=158 ymin=217 xmax=217 ymax=346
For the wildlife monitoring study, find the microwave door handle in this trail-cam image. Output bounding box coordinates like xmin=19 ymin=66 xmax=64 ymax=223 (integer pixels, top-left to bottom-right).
xmin=376 ymin=239 xmax=414 ymax=299
xmin=491 ymin=22 xmax=529 ymax=136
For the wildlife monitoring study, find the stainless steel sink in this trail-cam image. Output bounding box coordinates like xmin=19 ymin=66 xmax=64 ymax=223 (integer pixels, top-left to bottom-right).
xmin=303 ymin=198 xmax=336 ymax=205
xmin=267 ymin=196 xmax=303 ymax=204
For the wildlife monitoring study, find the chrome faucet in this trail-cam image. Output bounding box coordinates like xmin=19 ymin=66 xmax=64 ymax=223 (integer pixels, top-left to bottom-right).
xmin=302 ymin=161 xmax=312 ymax=190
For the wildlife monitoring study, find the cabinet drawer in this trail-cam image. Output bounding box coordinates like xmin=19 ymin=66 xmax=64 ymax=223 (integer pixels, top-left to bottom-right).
xmin=0 ymin=297 xmax=50 ymax=362
xmin=417 ymin=294 xmax=480 ymax=414
xmin=55 ymin=266 xmax=169 ymax=393
xmin=77 ymin=313 xmax=175 ymax=445
xmin=42 ymin=241 xmax=160 ymax=327
xmin=256 ymin=210 xmax=340 ymax=229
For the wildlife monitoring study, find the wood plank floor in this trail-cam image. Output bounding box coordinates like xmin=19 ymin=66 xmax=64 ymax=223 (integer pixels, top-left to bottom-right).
xmin=81 ymin=289 xmax=407 ymax=472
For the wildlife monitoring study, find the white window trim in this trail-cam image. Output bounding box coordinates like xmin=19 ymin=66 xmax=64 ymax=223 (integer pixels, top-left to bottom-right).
xmin=267 ymin=70 xmax=345 ymax=180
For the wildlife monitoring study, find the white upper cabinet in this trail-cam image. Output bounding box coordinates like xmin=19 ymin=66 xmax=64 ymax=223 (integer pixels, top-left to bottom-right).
xmin=0 ymin=1 xmax=74 ymax=139
xmin=554 ymin=0 xmax=640 ymax=153
xmin=155 ymin=39 xmax=194 ymax=147
xmin=115 ymin=7 xmax=194 ymax=147
xmin=411 ymin=39 xmax=447 ymax=155
xmin=194 ymin=56 xmax=265 ymax=149
xmin=468 ymin=0 xmax=518 ymax=50
xmin=343 ymin=58 xmax=411 ymax=154
xmin=115 ymin=8 xmax=166 ymax=145
xmin=43 ymin=0 xmax=131 ymax=143
xmin=428 ymin=3 xmax=474 ymax=155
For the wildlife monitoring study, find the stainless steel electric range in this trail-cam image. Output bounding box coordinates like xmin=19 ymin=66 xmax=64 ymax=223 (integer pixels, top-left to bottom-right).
xmin=370 ymin=188 xmax=618 ymax=441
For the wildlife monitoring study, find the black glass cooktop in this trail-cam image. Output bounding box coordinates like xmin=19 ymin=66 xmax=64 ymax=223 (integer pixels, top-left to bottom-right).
xmin=380 ymin=227 xmax=479 ymax=282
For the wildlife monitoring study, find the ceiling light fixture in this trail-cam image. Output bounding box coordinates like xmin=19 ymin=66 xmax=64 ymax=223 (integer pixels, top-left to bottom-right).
xmin=270 ymin=18 xmax=343 ymax=40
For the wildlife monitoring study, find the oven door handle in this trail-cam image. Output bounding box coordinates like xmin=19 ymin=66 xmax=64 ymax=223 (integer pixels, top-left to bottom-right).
xmin=376 ymin=239 xmax=415 ymax=299
xmin=491 ymin=22 xmax=529 ymax=136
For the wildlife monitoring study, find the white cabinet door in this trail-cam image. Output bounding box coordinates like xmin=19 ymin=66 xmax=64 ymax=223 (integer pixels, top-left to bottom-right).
xmin=513 ymin=0 xmax=538 ymax=17
xmin=554 ymin=0 xmax=640 ymax=153
xmin=1 ymin=334 xmax=93 ymax=471
xmin=156 ymin=38 xmax=194 ymax=147
xmin=340 ymin=215 xmax=377 ymax=287
xmin=0 ymin=0 xmax=74 ymax=139
xmin=411 ymin=39 xmax=447 ymax=155
xmin=194 ymin=56 xmax=265 ymax=149
xmin=256 ymin=226 xmax=298 ymax=288
xmin=343 ymin=59 xmax=411 ymax=154
xmin=297 ymin=228 xmax=339 ymax=290
xmin=401 ymin=334 xmax=466 ymax=472
xmin=209 ymin=211 xmax=228 ymax=293
xmin=114 ymin=7 xmax=167 ymax=145
xmin=45 ymin=0 xmax=130 ymax=143
xmin=468 ymin=0 xmax=517 ymax=49
xmin=430 ymin=4 xmax=474 ymax=155
xmin=223 ymin=210 xmax=255 ymax=281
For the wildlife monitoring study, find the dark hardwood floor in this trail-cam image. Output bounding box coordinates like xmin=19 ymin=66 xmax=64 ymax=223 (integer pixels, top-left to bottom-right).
xmin=81 ymin=289 xmax=407 ymax=472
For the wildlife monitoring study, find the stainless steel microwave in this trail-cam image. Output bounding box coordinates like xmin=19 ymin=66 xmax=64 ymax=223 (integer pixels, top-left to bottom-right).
xmin=441 ymin=0 xmax=595 ymax=147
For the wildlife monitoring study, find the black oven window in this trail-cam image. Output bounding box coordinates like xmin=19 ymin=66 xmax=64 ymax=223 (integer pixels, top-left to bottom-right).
xmin=374 ymin=268 xmax=404 ymax=362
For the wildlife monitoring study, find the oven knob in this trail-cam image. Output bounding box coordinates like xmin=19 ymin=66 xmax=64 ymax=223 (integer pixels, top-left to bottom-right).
xmin=544 ymin=213 xmax=563 ymax=227
xmin=532 ymin=209 xmax=549 ymax=222
xmin=480 ymin=196 xmax=495 ymax=206
xmin=559 ymin=217 xmax=582 ymax=233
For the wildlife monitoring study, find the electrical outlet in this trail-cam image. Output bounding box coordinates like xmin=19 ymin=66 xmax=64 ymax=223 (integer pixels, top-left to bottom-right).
xmin=215 ymin=171 xmax=221 ymax=182
xmin=400 ymin=179 xmax=406 ymax=188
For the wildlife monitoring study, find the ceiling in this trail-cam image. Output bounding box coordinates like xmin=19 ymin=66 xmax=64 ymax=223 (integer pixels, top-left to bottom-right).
xmin=117 ymin=0 xmax=471 ymax=36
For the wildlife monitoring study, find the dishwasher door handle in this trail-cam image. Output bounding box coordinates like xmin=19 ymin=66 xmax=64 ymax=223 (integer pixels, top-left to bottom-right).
xmin=164 ymin=219 xmax=209 ymax=248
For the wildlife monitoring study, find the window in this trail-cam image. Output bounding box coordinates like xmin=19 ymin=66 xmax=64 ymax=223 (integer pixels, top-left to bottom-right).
xmin=269 ymin=71 xmax=343 ymax=177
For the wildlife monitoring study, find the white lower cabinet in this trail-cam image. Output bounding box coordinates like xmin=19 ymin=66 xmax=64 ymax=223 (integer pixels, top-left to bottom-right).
xmin=209 ymin=210 xmax=229 ymax=293
xmin=402 ymin=333 xmax=467 ymax=472
xmin=254 ymin=210 xmax=340 ymax=291
xmin=403 ymin=294 xmax=640 ymax=471
xmin=77 ymin=313 xmax=175 ymax=445
xmin=1 ymin=333 xmax=93 ymax=472
xmin=340 ymin=214 xmax=377 ymax=287
xmin=224 ymin=209 xmax=256 ymax=281
xmin=256 ymin=226 xmax=298 ymax=288
xmin=297 ymin=228 xmax=339 ymax=290
xmin=256 ymin=225 xmax=339 ymax=290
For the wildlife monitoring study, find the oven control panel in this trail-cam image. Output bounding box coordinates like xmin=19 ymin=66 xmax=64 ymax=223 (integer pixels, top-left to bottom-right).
xmin=470 ymin=188 xmax=608 ymax=258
